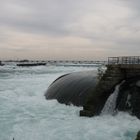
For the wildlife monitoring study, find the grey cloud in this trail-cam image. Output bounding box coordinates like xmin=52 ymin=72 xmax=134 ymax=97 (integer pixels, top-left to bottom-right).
xmin=0 ymin=0 xmax=140 ymax=59
xmin=0 ymin=0 xmax=87 ymax=36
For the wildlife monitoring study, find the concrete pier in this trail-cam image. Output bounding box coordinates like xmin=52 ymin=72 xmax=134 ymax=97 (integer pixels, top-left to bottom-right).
xmin=0 ymin=61 xmax=4 ymax=66
xmin=80 ymin=56 xmax=140 ymax=117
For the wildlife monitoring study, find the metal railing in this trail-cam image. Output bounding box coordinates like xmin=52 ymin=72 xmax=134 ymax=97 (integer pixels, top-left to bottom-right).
xmin=108 ymin=56 xmax=140 ymax=65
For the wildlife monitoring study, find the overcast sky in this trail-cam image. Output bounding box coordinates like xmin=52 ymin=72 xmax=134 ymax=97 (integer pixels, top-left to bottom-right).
xmin=0 ymin=0 xmax=140 ymax=60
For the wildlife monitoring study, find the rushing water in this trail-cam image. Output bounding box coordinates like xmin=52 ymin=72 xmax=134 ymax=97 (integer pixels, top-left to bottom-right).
xmin=101 ymin=81 xmax=124 ymax=115
xmin=0 ymin=64 xmax=139 ymax=140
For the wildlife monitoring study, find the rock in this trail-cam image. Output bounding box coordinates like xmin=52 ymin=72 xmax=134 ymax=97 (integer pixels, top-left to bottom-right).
xmin=45 ymin=71 xmax=98 ymax=106
xmin=135 ymin=131 xmax=140 ymax=140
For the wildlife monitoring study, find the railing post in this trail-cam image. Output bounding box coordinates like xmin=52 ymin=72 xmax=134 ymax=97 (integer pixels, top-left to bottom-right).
xmin=107 ymin=56 xmax=140 ymax=65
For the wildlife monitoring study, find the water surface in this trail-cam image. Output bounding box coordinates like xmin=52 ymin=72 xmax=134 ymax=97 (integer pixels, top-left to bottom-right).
xmin=0 ymin=65 xmax=139 ymax=140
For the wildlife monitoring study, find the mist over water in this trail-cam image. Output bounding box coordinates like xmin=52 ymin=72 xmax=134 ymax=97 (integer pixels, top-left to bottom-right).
xmin=0 ymin=64 xmax=139 ymax=140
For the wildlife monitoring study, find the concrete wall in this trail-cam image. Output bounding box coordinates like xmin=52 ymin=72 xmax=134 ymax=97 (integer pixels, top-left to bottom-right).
xmin=80 ymin=64 xmax=140 ymax=117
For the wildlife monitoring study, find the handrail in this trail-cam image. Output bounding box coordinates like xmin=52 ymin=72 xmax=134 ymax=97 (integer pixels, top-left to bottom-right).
xmin=108 ymin=56 xmax=140 ymax=65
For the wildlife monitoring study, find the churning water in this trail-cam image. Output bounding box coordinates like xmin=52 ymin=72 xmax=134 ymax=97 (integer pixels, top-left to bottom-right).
xmin=101 ymin=81 xmax=124 ymax=115
xmin=0 ymin=64 xmax=139 ymax=140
